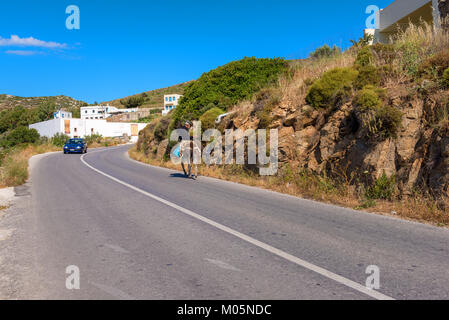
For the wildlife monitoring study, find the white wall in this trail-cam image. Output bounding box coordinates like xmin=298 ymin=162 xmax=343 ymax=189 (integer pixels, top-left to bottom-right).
xmin=30 ymin=118 xmax=147 ymax=142
xmin=379 ymin=0 xmax=431 ymax=31
xmin=81 ymin=106 xmax=105 ymax=120
xmin=30 ymin=119 xmax=63 ymax=138
xmin=366 ymin=0 xmax=440 ymax=43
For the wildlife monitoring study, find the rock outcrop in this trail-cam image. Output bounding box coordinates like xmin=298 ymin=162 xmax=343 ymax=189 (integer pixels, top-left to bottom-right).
xmin=222 ymin=81 xmax=449 ymax=200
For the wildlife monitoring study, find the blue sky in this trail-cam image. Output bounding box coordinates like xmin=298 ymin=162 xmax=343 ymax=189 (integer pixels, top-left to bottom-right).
xmin=0 ymin=0 xmax=392 ymax=103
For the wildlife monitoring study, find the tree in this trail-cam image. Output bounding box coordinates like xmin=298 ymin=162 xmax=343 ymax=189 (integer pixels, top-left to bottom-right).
xmin=0 ymin=106 xmax=31 ymax=134
xmin=350 ymin=34 xmax=374 ymax=49
xmin=120 ymin=96 xmax=145 ymax=109
xmin=0 ymin=127 xmax=40 ymax=148
xmin=310 ymin=45 xmax=341 ymax=59
xmin=171 ymin=57 xmax=287 ymax=128
xmin=36 ymin=102 xmax=57 ymax=122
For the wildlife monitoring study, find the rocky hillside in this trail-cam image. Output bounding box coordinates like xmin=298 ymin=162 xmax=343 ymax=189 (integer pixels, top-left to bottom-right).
xmin=135 ymin=23 xmax=449 ymax=222
xmin=221 ymin=25 xmax=449 ymax=202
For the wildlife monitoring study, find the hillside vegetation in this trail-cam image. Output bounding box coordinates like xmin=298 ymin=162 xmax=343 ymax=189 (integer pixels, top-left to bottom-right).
xmin=0 ymin=98 xmax=121 ymax=188
xmin=134 ymin=23 xmax=449 ymax=225
xmin=102 ymin=82 xmax=191 ymax=110
xmin=0 ymin=94 xmax=85 ymax=116
xmin=170 ymin=57 xmax=288 ymax=127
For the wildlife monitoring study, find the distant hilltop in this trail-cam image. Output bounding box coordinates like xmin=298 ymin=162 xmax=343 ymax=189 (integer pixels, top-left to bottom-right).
xmin=101 ymin=81 xmax=193 ymax=110
xmin=0 ymin=94 xmax=86 ymax=111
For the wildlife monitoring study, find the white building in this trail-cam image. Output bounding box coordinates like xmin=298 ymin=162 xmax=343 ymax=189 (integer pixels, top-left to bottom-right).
xmin=81 ymin=105 xmax=139 ymax=120
xmin=53 ymin=110 xmax=72 ymax=119
xmin=30 ymin=118 xmax=147 ymax=143
xmin=162 ymin=94 xmax=183 ymax=115
xmin=365 ymin=0 xmax=445 ymax=43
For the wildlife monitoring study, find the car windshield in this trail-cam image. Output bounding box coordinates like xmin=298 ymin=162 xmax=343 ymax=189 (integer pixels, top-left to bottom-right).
xmin=67 ymin=139 xmax=84 ymax=145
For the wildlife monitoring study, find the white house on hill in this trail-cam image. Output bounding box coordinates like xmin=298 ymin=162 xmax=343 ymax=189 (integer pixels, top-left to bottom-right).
xmin=81 ymin=105 xmax=140 ymax=120
xmin=53 ymin=110 xmax=72 ymax=119
xmin=162 ymin=94 xmax=183 ymax=115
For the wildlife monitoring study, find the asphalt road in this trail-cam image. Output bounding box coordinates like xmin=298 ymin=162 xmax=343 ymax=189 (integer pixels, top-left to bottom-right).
xmin=0 ymin=145 xmax=448 ymax=300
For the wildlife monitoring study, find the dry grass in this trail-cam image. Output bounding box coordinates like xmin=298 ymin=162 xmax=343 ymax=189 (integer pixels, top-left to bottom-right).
xmin=392 ymin=19 xmax=449 ymax=56
xmin=129 ymin=147 xmax=449 ymax=227
xmin=87 ymin=137 xmax=123 ymax=149
xmin=0 ymin=144 xmax=60 ymax=188
xmin=229 ymin=52 xmax=357 ymax=121
xmin=280 ymin=52 xmax=357 ymax=108
xmin=0 ymin=140 xmax=127 ymax=189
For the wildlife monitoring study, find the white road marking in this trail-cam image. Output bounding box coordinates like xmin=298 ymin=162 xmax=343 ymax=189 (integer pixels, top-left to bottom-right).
xmin=104 ymin=244 xmax=129 ymax=254
xmin=80 ymin=152 xmax=395 ymax=300
xmin=205 ymin=258 xmax=241 ymax=272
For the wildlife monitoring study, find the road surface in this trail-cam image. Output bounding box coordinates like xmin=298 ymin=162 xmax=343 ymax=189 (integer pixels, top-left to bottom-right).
xmin=0 ymin=145 xmax=448 ymax=300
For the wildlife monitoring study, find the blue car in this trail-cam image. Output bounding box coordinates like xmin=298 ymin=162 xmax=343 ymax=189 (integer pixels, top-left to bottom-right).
xmin=63 ymin=138 xmax=88 ymax=154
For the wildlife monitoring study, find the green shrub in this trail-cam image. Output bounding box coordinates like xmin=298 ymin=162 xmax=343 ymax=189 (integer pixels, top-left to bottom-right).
xmin=354 ymin=47 xmax=374 ymax=68
xmin=354 ymin=65 xmax=380 ymax=89
xmin=374 ymin=105 xmax=402 ymax=139
xmin=365 ymin=172 xmax=396 ymax=200
xmin=153 ymin=116 xmax=171 ymax=142
xmin=361 ymin=104 xmax=402 ymax=140
xmin=310 ymin=44 xmax=341 ymax=59
xmin=355 ymin=85 xmax=383 ymax=110
xmin=199 ymin=107 xmax=225 ymax=131
xmin=84 ymin=134 xmax=103 ymax=145
xmin=357 ymin=198 xmax=377 ymax=209
xmin=356 ymin=86 xmax=401 ymax=140
xmin=171 ymin=57 xmax=287 ymax=127
xmin=0 ymin=127 xmax=40 ymax=148
xmin=306 ymin=67 xmax=358 ymax=109
xmin=443 ymin=68 xmax=449 ymax=87
xmin=50 ymin=133 xmax=70 ymax=147
xmin=396 ymin=40 xmax=422 ymax=77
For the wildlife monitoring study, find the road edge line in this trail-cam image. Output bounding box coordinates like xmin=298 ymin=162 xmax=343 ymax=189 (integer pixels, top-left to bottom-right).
xmin=80 ymin=152 xmax=395 ymax=301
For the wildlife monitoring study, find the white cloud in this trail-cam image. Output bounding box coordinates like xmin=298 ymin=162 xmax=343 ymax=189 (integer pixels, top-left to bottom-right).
xmin=0 ymin=35 xmax=66 ymax=48
xmin=5 ymin=50 xmax=43 ymax=56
